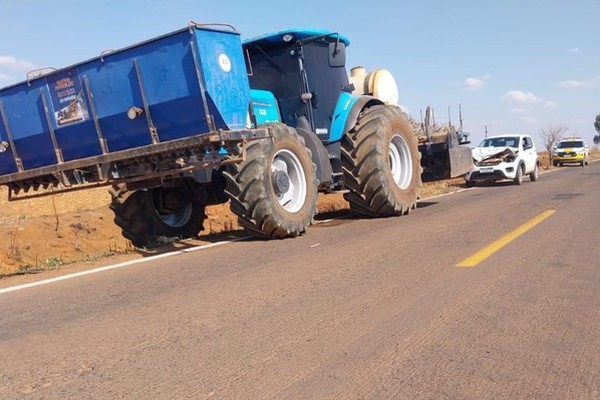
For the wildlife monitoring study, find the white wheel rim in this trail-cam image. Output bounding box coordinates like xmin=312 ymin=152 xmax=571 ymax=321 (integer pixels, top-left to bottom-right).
xmin=271 ymin=149 xmax=307 ymax=213
xmin=389 ymin=134 xmax=413 ymax=190
xmin=157 ymin=203 xmax=192 ymax=228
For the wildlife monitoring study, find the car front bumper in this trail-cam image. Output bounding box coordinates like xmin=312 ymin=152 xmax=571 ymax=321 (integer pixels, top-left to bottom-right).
xmin=465 ymin=162 xmax=518 ymax=181
xmin=554 ymin=153 xmax=585 ymax=163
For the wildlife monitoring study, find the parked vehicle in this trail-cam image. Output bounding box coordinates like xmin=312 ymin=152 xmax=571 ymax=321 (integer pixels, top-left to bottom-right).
xmin=552 ymin=137 xmax=589 ymax=167
xmin=0 ymin=22 xmax=423 ymax=247
xmin=465 ymin=134 xmax=539 ymax=186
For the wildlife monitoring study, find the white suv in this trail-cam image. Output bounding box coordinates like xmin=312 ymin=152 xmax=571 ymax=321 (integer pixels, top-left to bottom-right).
xmin=465 ymin=134 xmax=539 ymax=186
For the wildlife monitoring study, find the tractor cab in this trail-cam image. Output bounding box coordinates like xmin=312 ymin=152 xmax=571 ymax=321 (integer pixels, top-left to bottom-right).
xmin=243 ymin=29 xmax=351 ymax=142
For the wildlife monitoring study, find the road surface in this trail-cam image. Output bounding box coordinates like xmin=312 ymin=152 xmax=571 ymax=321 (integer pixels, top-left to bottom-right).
xmin=1 ymin=163 xmax=599 ymax=399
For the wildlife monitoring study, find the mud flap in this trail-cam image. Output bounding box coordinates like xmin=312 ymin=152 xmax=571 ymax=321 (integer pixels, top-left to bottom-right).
xmin=447 ymin=144 xmax=473 ymax=178
xmin=420 ymin=130 xmax=473 ymax=181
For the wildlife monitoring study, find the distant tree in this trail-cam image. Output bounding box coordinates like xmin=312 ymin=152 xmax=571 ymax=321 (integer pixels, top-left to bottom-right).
xmin=594 ymin=113 xmax=600 ymax=145
xmin=539 ymin=125 xmax=568 ymax=164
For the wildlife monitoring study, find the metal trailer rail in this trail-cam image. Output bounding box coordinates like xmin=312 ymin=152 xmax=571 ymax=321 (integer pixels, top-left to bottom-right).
xmin=1 ymin=128 xmax=270 ymax=200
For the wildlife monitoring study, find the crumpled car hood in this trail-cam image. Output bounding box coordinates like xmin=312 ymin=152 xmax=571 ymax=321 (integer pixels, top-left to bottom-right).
xmin=472 ymin=146 xmax=516 ymax=163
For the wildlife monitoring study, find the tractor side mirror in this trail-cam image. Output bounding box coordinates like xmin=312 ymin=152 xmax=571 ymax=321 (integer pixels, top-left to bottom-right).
xmin=329 ymin=42 xmax=346 ymax=67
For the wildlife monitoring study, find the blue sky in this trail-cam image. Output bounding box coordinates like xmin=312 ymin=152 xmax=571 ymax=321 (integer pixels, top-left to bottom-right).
xmin=1 ymin=0 xmax=599 ymax=146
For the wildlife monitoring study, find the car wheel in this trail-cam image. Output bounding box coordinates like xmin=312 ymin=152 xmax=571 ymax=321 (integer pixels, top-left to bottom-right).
xmin=529 ymin=163 xmax=539 ymax=182
xmin=513 ymin=164 xmax=523 ymax=185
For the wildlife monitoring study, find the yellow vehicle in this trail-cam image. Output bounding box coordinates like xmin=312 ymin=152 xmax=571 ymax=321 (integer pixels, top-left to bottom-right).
xmin=552 ymin=137 xmax=589 ymax=167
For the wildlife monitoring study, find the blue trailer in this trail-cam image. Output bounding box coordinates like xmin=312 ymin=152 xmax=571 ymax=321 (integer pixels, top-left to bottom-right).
xmin=0 ymin=22 xmax=422 ymax=247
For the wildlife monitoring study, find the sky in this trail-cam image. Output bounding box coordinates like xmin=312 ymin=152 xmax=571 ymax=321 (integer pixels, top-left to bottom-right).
xmin=1 ymin=0 xmax=599 ymax=147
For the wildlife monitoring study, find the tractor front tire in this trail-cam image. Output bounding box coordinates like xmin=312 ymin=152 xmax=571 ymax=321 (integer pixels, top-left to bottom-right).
xmin=341 ymin=105 xmax=422 ymax=217
xmin=223 ymin=123 xmax=318 ymax=239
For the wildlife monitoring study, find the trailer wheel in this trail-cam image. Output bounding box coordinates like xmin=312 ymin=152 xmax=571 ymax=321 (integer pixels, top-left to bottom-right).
xmin=109 ymin=185 xmax=206 ymax=248
xmin=341 ymin=105 xmax=422 ymax=216
xmin=223 ymin=123 xmax=318 ymax=238
xmin=150 ymin=187 xmax=206 ymax=239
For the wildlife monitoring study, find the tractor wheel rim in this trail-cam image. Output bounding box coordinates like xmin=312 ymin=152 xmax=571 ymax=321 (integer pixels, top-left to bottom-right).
xmin=271 ymin=149 xmax=306 ymax=213
xmin=389 ymin=134 xmax=413 ymax=190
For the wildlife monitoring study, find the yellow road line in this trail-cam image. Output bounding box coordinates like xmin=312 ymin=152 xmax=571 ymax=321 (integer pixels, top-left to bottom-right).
xmin=457 ymin=209 xmax=557 ymax=267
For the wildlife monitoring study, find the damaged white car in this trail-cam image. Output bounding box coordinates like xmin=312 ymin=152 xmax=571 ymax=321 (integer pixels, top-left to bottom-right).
xmin=465 ymin=134 xmax=539 ymax=186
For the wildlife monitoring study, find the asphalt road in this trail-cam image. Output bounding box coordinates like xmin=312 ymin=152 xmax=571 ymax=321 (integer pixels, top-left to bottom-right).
xmin=1 ymin=162 xmax=599 ymax=399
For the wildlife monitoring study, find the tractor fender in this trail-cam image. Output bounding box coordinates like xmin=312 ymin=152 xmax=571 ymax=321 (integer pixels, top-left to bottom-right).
xmin=329 ymin=93 xmax=383 ymax=143
xmin=341 ymin=96 xmax=383 ymax=137
xmin=296 ymin=126 xmax=334 ymax=185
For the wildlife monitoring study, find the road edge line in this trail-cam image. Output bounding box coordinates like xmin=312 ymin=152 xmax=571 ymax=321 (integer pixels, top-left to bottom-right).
xmin=0 ymin=236 xmax=250 ymax=295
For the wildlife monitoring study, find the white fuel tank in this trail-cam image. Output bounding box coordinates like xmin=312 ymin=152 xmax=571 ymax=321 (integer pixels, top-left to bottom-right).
xmin=349 ymin=66 xmax=399 ymax=106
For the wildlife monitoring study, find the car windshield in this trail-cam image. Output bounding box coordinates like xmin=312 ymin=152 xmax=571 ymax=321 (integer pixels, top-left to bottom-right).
xmin=479 ymin=136 xmax=520 ymax=149
xmin=557 ymin=141 xmax=584 ymax=148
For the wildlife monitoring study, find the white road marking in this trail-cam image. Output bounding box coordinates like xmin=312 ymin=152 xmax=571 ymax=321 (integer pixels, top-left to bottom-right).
xmin=0 ymin=236 xmax=250 ymax=295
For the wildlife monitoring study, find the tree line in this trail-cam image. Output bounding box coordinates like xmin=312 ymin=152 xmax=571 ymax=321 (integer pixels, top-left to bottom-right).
xmin=595 ymin=113 xmax=600 ymax=145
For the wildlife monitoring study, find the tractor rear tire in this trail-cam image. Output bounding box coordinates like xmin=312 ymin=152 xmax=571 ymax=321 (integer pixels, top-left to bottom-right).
xmin=341 ymin=105 xmax=422 ymax=217
xmin=109 ymin=185 xmax=206 ymax=248
xmin=223 ymin=123 xmax=318 ymax=239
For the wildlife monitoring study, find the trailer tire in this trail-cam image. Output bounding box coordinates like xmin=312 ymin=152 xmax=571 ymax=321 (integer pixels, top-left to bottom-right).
xmin=223 ymin=123 xmax=318 ymax=239
xmin=341 ymin=105 xmax=422 ymax=217
xmin=109 ymin=185 xmax=206 ymax=248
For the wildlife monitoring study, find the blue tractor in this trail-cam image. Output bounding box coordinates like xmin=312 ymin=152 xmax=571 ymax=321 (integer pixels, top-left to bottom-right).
xmin=0 ymin=23 xmax=421 ymax=247
xmin=224 ymin=28 xmax=421 ymax=237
